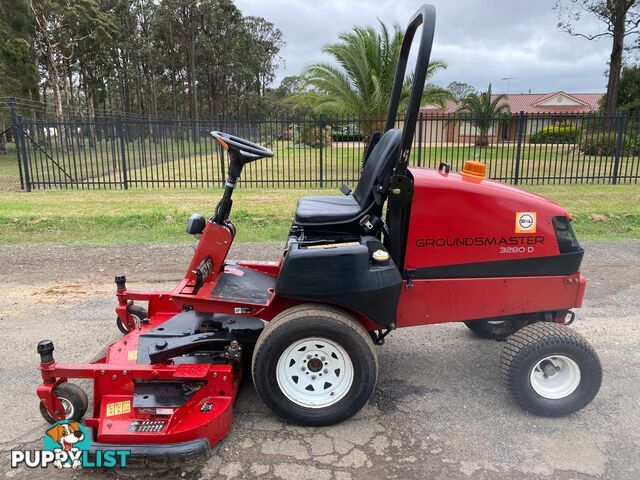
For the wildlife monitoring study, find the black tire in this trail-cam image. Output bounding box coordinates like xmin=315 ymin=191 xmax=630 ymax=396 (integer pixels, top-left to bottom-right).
xmin=500 ymin=323 xmax=602 ymax=417
xmin=116 ymin=304 xmax=148 ymax=334
xmin=464 ymin=319 xmax=520 ymax=339
xmin=252 ymin=304 xmax=378 ymax=426
xmin=39 ymin=382 xmax=89 ymax=424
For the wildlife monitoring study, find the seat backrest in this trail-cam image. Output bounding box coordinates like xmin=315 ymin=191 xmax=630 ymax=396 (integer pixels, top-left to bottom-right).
xmin=353 ymin=129 xmax=402 ymax=207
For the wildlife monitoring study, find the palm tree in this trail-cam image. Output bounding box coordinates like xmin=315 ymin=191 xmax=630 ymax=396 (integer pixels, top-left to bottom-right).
xmin=456 ymin=84 xmax=510 ymax=147
xmin=288 ymin=21 xmax=452 ymax=138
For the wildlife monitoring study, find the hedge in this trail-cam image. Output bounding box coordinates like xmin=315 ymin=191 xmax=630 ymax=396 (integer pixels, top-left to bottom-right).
xmin=530 ymin=125 xmax=581 ymax=144
xmin=581 ymin=133 xmax=640 ymax=156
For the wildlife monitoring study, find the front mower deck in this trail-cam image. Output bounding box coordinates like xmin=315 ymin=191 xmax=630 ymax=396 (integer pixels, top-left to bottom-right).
xmin=37 ymin=290 xmax=265 ymax=466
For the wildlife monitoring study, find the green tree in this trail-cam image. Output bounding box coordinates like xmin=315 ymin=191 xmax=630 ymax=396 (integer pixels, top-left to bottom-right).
xmin=7 ymin=0 xmax=285 ymax=119
xmin=31 ymin=0 xmax=115 ymax=146
xmin=0 ymin=0 xmax=39 ymax=151
xmin=616 ymin=64 xmax=640 ymax=114
xmin=555 ymin=0 xmax=640 ymax=119
xmin=263 ymin=75 xmax=304 ymax=116
xmin=288 ymin=21 xmax=451 ymax=137
xmin=447 ymin=81 xmax=477 ymax=101
xmin=0 ymin=0 xmax=39 ymax=99
xmin=456 ymin=84 xmax=510 ymax=147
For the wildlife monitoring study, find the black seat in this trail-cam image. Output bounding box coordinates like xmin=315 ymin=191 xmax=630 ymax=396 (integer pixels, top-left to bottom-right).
xmin=294 ymin=129 xmax=402 ymax=225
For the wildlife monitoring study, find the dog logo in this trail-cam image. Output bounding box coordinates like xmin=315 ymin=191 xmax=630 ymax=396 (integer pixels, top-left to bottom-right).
xmin=43 ymin=421 xmax=90 ymax=469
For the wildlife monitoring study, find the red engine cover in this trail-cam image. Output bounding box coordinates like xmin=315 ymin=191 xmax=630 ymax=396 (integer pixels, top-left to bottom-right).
xmin=404 ymin=167 xmax=569 ymax=269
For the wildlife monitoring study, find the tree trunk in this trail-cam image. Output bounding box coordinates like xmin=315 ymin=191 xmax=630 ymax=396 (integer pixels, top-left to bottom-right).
xmin=48 ymin=55 xmax=66 ymax=150
xmin=65 ymin=59 xmax=74 ymax=113
xmin=602 ymin=0 xmax=627 ymax=125
xmin=188 ymin=37 xmax=198 ymax=120
xmin=0 ymin=119 xmax=7 ymax=154
xmin=84 ymin=72 xmax=97 ymax=149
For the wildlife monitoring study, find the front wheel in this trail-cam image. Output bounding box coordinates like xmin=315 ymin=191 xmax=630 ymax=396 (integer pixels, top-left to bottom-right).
xmin=464 ymin=319 xmax=520 ymax=339
xmin=500 ymin=323 xmax=602 ymax=417
xmin=116 ymin=304 xmax=148 ymax=334
xmin=39 ymin=383 xmax=89 ymax=424
xmin=252 ymin=304 xmax=378 ymax=426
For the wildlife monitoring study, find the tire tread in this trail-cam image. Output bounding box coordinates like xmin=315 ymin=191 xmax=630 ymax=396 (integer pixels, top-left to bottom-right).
xmin=500 ymin=323 xmax=601 ymax=417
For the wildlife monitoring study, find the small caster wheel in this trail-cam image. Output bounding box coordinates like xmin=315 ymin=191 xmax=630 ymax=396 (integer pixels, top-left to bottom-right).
xmin=500 ymin=323 xmax=602 ymax=417
xmin=116 ymin=305 xmax=148 ymax=334
xmin=39 ymin=383 xmax=89 ymax=424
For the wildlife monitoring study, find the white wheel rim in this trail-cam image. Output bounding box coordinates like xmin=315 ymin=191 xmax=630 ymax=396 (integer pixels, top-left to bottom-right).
xmin=529 ymin=355 xmax=581 ymax=399
xmin=485 ymin=320 xmax=506 ymax=325
xmin=276 ymin=337 xmax=353 ymax=408
xmin=130 ymin=314 xmax=142 ymax=329
xmin=60 ymin=398 xmax=74 ymax=419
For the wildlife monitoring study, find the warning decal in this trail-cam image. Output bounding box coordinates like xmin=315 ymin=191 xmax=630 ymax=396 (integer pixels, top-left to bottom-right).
xmin=105 ymin=400 xmax=131 ymax=417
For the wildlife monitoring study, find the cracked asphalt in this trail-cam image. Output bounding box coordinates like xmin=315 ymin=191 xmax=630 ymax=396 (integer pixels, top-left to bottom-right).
xmin=0 ymin=240 xmax=638 ymax=479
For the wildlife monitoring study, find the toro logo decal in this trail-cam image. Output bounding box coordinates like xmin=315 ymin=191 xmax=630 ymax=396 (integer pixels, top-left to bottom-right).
xmin=515 ymin=212 xmax=536 ymax=233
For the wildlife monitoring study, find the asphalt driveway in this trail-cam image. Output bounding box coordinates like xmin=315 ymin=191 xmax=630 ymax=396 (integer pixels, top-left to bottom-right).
xmin=0 ymin=240 xmax=638 ymax=479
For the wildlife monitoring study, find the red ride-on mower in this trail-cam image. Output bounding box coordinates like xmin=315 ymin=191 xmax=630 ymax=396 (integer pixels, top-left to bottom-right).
xmin=37 ymin=4 xmax=602 ymax=468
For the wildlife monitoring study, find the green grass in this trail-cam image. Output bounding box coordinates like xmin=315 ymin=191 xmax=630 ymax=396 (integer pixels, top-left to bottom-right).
xmin=0 ymin=185 xmax=638 ymax=244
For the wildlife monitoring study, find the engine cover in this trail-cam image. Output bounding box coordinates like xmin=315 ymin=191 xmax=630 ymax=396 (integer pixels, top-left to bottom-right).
xmin=404 ymin=167 xmax=583 ymax=278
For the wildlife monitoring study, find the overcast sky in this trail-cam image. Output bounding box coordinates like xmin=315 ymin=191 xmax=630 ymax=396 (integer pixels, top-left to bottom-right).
xmin=234 ymin=0 xmax=614 ymax=94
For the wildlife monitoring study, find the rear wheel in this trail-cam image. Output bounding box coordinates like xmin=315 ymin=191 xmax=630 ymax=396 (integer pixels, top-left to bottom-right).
xmin=464 ymin=319 xmax=521 ymax=339
xmin=252 ymin=304 xmax=378 ymax=426
xmin=500 ymin=323 xmax=602 ymax=416
xmin=116 ymin=304 xmax=148 ymax=334
xmin=39 ymin=383 xmax=88 ymax=424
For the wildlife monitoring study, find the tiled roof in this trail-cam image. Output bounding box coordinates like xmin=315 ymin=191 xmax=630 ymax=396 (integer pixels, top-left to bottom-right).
xmin=421 ymin=91 xmax=604 ymax=115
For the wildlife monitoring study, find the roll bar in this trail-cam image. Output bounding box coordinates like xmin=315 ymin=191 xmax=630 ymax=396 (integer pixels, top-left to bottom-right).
xmin=385 ymin=4 xmax=436 ymax=173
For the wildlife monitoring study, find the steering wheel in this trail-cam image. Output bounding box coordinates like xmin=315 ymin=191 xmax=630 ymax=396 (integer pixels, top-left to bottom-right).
xmin=210 ymin=131 xmax=273 ymax=161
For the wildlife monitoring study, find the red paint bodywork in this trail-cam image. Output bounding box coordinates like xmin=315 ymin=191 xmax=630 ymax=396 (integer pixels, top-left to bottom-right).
xmin=405 ymin=168 xmax=568 ymax=268
xmin=39 ymin=299 xmax=237 ymax=447
xmin=37 ymin=166 xmax=587 ymax=450
xmin=397 ymin=167 xmax=586 ymax=326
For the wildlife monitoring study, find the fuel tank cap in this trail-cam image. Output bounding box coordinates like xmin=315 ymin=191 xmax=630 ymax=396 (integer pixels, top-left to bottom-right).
xmin=372 ymin=249 xmax=390 ymax=263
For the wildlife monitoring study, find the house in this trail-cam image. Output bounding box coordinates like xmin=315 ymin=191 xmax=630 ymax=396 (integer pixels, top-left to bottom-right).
xmin=419 ymin=91 xmax=604 ymax=144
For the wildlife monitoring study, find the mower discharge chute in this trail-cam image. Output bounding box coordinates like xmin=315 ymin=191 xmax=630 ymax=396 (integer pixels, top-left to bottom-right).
xmin=36 ymin=4 xmax=602 ymax=468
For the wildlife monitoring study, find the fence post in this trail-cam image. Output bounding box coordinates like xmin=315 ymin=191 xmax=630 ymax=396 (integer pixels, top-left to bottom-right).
xmin=117 ymin=114 xmax=128 ymax=189
xmin=15 ymin=115 xmax=31 ymax=192
xmin=8 ymin=97 xmax=27 ymax=191
xmin=612 ymin=110 xmax=625 ymax=185
xmin=417 ymin=112 xmax=423 ymax=167
xmin=513 ymin=111 xmax=525 ymax=185
xmin=318 ymin=114 xmax=324 ymax=187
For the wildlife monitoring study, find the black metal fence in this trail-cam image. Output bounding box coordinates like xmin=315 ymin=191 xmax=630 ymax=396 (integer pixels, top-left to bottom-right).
xmin=1 ymin=108 xmax=639 ymax=191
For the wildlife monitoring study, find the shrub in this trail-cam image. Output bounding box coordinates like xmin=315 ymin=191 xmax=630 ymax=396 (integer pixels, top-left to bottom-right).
xmin=530 ymin=125 xmax=581 ymax=144
xmin=331 ymin=124 xmax=364 ymax=142
xmin=581 ymin=133 xmax=640 ymax=156
xmin=331 ymin=132 xmax=364 ymax=142
xmin=288 ymin=124 xmax=332 ymax=148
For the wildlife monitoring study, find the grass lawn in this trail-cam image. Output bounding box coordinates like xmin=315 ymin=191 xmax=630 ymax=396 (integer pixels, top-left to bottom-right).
xmin=0 ymin=185 xmax=638 ymax=245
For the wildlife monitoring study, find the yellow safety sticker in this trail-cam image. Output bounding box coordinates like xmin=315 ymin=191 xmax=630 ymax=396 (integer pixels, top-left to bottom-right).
xmin=105 ymin=400 xmax=131 ymax=417
xmin=127 ymin=350 xmax=137 ymax=361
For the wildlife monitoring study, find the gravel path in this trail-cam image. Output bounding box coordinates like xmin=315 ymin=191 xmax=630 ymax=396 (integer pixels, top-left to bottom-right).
xmin=0 ymin=240 xmax=638 ymax=479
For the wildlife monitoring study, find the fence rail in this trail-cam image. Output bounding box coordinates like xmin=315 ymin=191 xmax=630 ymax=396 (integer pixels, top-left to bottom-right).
xmin=1 ymin=108 xmax=639 ymax=191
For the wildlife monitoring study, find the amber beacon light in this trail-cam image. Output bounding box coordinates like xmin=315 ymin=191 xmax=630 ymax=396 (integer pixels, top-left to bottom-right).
xmin=460 ymin=160 xmax=487 ymax=179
